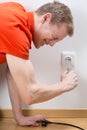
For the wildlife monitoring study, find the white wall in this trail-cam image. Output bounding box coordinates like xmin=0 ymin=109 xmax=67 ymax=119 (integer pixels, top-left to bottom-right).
xmin=0 ymin=0 xmax=87 ymax=109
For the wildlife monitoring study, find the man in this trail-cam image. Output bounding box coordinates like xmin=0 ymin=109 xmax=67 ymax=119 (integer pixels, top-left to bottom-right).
xmin=0 ymin=1 xmax=78 ymax=126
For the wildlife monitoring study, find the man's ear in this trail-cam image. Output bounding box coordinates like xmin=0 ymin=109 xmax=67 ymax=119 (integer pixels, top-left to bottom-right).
xmin=41 ymin=13 xmax=52 ymax=24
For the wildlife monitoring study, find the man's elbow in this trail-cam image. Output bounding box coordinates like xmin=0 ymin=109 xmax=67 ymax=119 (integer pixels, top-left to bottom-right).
xmin=21 ymin=92 xmax=36 ymax=105
xmin=23 ymin=97 xmax=34 ymax=105
xmin=21 ymin=84 xmax=38 ymax=105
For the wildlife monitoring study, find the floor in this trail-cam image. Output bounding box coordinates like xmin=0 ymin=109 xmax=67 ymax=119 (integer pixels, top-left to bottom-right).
xmin=0 ymin=118 xmax=87 ymax=130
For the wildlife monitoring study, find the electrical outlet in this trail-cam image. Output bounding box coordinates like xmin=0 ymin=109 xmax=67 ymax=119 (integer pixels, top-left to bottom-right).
xmin=61 ymin=51 xmax=76 ymax=71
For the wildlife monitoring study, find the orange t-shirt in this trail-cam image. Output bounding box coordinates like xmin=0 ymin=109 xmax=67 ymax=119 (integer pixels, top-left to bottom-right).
xmin=0 ymin=2 xmax=34 ymax=64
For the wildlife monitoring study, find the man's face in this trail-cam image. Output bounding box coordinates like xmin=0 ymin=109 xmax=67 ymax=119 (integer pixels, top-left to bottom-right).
xmin=33 ymin=13 xmax=68 ymax=48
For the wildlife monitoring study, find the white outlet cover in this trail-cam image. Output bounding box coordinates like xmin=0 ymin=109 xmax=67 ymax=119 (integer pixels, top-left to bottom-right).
xmin=61 ymin=51 xmax=76 ymax=70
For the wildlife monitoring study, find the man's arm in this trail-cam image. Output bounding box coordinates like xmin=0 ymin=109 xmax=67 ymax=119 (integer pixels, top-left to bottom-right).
xmin=6 ymin=54 xmax=78 ymax=105
xmin=6 ymin=68 xmax=46 ymax=126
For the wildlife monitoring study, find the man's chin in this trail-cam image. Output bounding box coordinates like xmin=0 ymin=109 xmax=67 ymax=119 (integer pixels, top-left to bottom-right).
xmin=33 ymin=40 xmax=45 ymax=49
xmin=34 ymin=44 xmax=40 ymax=49
xmin=36 ymin=46 xmax=40 ymax=49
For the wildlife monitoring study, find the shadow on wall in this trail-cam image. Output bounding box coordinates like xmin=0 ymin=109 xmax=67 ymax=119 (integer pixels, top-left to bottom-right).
xmin=0 ymin=64 xmax=7 ymax=101
xmin=0 ymin=63 xmax=7 ymax=86
xmin=0 ymin=64 xmax=7 ymax=108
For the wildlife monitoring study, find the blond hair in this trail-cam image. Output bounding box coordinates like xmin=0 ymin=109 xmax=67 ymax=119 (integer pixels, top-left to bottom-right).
xmin=35 ymin=1 xmax=73 ymax=36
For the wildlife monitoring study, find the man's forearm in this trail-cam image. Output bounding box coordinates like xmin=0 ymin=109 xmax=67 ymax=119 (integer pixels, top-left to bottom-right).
xmin=6 ymin=69 xmax=23 ymax=122
xmin=27 ymin=71 xmax=78 ymax=105
xmin=28 ymin=82 xmax=63 ymax=104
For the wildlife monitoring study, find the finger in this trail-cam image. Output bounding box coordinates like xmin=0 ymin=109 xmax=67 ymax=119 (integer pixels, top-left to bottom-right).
xmin=60 ymin=71 xmax=68 ymax=81
xmin=34 ymin=115 xmax=46 ymax=121
xmin=63 ymin=70 xmax=69 ymax=75
xmin=34 ymin=122 xmax=40 ymax=127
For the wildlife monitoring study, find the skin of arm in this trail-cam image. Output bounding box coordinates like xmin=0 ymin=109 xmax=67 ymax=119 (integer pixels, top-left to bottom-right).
xmin=6 ymin=69 xmax=46 ymax=126
xmin=6 ymin=54 xmax=78 ymax=105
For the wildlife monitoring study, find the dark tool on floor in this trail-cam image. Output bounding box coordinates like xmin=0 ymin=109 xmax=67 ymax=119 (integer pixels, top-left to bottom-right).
xmin=41 ymin=120 xmax=85 ymax=130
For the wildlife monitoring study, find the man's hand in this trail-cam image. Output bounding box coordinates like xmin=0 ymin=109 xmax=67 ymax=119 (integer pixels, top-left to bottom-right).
xmin=60 ymin=70 xmax=78 ymax=92
xmin=17 ymin=114 xmax=46 ymax=126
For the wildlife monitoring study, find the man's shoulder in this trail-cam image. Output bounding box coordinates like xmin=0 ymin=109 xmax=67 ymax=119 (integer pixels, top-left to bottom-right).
xmin=0 ymin=2 xmax=26 ymax=12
